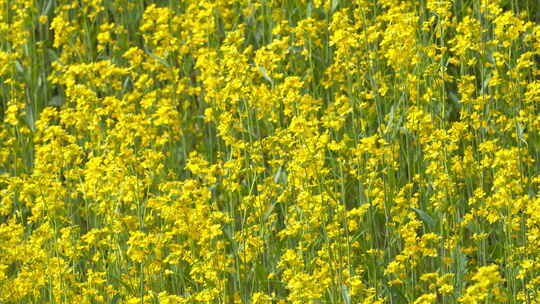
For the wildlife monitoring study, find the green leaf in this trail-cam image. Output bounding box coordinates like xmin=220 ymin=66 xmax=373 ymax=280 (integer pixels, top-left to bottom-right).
xmin=411 ymin=207 xmax=436 ymax=228
xmin=49 ymin=95 xmax=63 ymax=107
xmin=341 ymin=284 xmax=351 ymax=304
xmin=42 ymin=0 xmax=55 ymax=15
xmin=331 ymin=0 xmax=340 ymax=13
xmin=258 ymin=66 xmax=274 ymax=86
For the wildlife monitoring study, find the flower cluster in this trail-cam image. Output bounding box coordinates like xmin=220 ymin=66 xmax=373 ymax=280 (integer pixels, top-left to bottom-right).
xmin=1 ymin=0 xmax=540 ymax=303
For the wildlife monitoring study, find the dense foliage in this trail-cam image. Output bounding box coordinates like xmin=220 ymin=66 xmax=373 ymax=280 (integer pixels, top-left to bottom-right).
xmin=1 ymin=0 xmax=540 ymax=303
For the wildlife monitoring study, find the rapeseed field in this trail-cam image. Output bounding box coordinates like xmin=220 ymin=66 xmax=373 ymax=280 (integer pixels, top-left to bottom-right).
xmin=1 ymin=0 xmax=540 ymax=303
